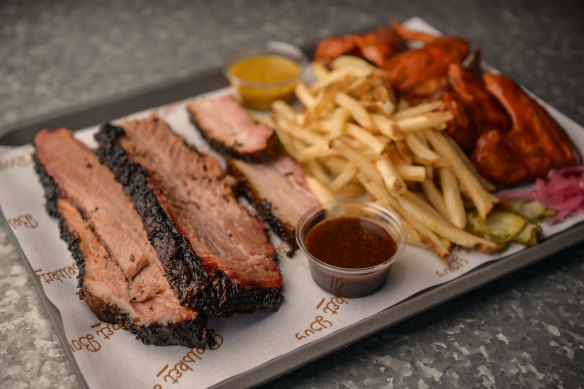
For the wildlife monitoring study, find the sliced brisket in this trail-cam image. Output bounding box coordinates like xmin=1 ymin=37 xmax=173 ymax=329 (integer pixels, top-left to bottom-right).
xmin=95 ymin=117 xmax=283 ymax=318
xmin=33 ymin=128 xmax=208 ymax=347
xmin=227 ymin=155 xmax=320 ymax=254
xmin=187 ymin=94 xmax=280 ymax=162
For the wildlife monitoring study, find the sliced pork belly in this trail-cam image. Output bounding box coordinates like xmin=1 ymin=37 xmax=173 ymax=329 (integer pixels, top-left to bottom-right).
xmin=95 ymin=117 xmax=283 ymax=318
xmin=187 ymin=94 xmax=280 ymax=162
xmin=228 ymin=154 xmax=319 ymax=254
xmin=33 ymin=128 xmax=208 ymax=347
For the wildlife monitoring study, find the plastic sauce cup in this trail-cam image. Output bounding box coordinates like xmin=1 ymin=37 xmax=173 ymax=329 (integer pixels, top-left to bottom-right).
xmin=224 ymin=41 xmax=307 ymax=111
xmin=296 ymin=200 xmax=407 ymax=298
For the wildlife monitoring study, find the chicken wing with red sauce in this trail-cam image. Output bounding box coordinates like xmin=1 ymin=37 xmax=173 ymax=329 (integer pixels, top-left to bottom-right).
xmin=353 ymin=27 xmax=403 ymax=67
xmin=314 ymin=35 xmax=360 ymax=65
xmin=314 ymin=28 xmax=402 ymax=67
xmin=472 ymin=74 xmax=581 ymax=185
xmin=381 ymin=21 xmax=469 ymax=97
xmin=441 ymin=62 xmax=511 ymax=152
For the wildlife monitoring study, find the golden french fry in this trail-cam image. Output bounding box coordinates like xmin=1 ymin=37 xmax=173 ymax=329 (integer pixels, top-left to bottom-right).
xmin=360 ymin=147 xmax=382 ymax=162
xmin=412 ymin=130 xmax=429 ymax=146
xmin=395 ymin=165 xmax=426 ymax=182
xmin=330 ymin=139 xmax=383 ymax=183
xmin=422 ymin=178 xmax=449 ymax=219
xmin=434 ymin=122 xmax=447 ymax=131
xmin=310 ymin=61 xmax=330 ymax=81
xmin=375 ymin=158 xmax=406 ymax=195
xmin=395 ymin=112 xmax=453 ymax=132
xmin=341 ymin=137 xmax=367 ymax=150
xmin=304 ymin=159 xmax=331 ymax=186
xmin=370 ymin=84 xmax=393 ymax=104
xmin=304 ymin=83 xmax=340 ymax=126
xmin=439 ymin=167 xmax=466 ymax=229
xmin=274 ymin=116 xmax=328 ymax=146
xmin=271 ymin=100 xmax=296 ymax=122
xmin=295 ymin=82 xmax=317 ymax=108
xmin=292 ymin=139 xmax=308 ymax=159
xmin=329 ymin=107 xmax=350 ymax=139
xmin=360 ymin=101 xmax=388 ymax=116
xmin=333 ymin=182 xmax=365 ymax=199
xmin=329 ymin=162 xmax=358 ymax=192
xmin=394 ymin=141 xmax=414 ymax=165
xmin=390 ymin=101 xmax=442 ymax=120
xmin=425 ymin=165 xmax=435 ymax=180
xmin=346 ymin=73 xmax=378 ymax=99
xmin=371 ymin=114 xmax=404 ymax=141
xmin=356 ymin=173 xmax=450 ymax=261
xmin=444 ymin=134 xmax=497 ymax=194
xmin=424 ymin=129 xmax=496 ymax=219
xmin=322 ymin=157 xmax=349 ymax=175
xmin=334 ymin=91 xmax=376 ymax=131
xmin=355 ymin=172 xmax=389 ymax=205
xmin=398 ymin=191 xmax=499 ymax=253
xmin=307 ymin=120 xmax=333 ymax=134
xmin=295 ymin=144 xmax=338 ymax=162
xmin=310 ymin=66 xmax=369 ymax=93
xmin=405 ymin=222 xmax=424 ymax=247
xmin=345 ymin=123 xmax=387 ymax=155
xmin=404 ymin=133 xmax=447 ymax=167
xmin=388 ymin=148 xmax=408 ymax=166
xmin=305 ymin=176 xmax=335 ymax=203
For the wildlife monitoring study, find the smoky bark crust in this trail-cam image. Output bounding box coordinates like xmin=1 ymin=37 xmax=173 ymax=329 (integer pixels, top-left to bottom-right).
xmin=95 ymin=123 xmax=284 ymax=318
xmin=33 ymin=153 xmax=208 ymax=347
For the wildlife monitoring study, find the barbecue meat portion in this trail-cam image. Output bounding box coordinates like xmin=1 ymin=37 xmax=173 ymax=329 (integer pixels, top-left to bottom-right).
xmin=228 ymin=155 xmax=319 ymax=254
xmin=96 ymin=117 xmax=283 ymax=318
xmin=33 ymin=128 xmax=209 ymax=347
xmin=471 ymin=74 xmax=581 ymax=185
xmin=187 ymin=94 xmax=280 ymax=162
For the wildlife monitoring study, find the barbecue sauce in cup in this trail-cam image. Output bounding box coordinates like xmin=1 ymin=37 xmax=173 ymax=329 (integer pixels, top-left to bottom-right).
xmin=296 ymin=200 xmax=407 ymax=298
xmin=305 ymin=217 xmax=397 ymax=269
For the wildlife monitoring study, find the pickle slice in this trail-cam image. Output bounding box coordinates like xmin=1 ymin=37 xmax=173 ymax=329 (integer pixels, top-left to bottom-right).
xmin=466 ymin=199 xmax=546 ymax=247
xmin=499 ymin=199 xmax=548 ymax=220
xmin=483 ymin=212 xmax=526 ymax=243
xmin=467 ymin=210 xmax=527 ymax=245
xmin=514 ymin=222 xmax=542 ymax=246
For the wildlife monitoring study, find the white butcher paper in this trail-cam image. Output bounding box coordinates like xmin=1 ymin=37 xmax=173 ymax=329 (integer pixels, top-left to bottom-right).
xmin=0 ymin=17 xmax=583 ymax=389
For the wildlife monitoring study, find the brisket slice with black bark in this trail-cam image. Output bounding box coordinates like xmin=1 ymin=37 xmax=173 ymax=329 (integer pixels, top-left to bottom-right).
xmin=95 ymin=117 xmax=283 ymax=318
xmin=227 ymin=155 xmax=319 ymax=254
xmin=33 ymin=128 xmax=209 ymax=347
xmin=187 ymin=94 xmax=280 ymax=162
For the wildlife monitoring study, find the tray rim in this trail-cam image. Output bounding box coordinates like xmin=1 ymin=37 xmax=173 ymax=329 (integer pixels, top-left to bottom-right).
xmin=2 ymin=56 xmax=584 ymax=389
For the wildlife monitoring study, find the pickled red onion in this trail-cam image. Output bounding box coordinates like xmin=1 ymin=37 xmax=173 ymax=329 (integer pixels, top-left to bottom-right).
xmin=497 ymin=166 xmax=584 ymax=225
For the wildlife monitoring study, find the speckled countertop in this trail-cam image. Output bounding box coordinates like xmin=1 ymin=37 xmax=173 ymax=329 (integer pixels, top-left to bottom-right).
xmin=1 ymin=0 xmax=583 ymax=388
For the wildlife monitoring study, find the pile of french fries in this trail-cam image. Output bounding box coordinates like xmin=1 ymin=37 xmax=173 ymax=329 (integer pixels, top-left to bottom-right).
xmin=269 ymin=56 xmax=501 ymax=262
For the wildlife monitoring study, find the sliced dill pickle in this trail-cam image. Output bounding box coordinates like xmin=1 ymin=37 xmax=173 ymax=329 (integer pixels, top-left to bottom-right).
xmin=483 ymin=212 xmax=526 ymax=244
xmin=466 ymin=210 xmax=486 ymax=236
xmin=499 ymin=199 xmax=548 ymax=220
xmin=514 ymin=221 xmax=542 ymax=246
xmin=467 ymin=205 xmax=543 ymax=246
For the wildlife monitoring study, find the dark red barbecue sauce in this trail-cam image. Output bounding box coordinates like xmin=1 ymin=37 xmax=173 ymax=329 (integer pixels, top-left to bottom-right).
xmin=305 ymin=217 xmax=397 ymax=269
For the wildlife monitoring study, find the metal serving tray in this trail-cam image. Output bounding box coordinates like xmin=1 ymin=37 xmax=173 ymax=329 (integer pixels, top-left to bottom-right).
xmin=1 ymin=65 xmax=583 ymax=389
